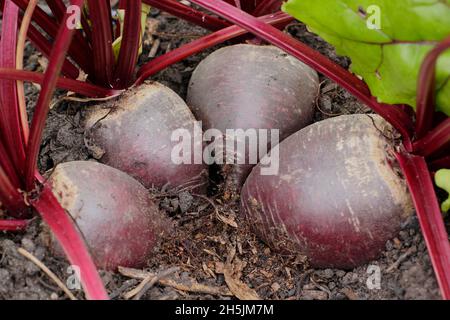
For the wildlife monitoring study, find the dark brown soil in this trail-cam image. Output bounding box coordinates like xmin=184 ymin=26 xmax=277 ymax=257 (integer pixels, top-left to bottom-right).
xmin=0 ymin=9 xmax=442 ymax=300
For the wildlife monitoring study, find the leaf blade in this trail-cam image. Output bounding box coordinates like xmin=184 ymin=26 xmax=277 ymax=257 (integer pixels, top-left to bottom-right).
xmin=282 ymin=0 xmax=450 ymax=115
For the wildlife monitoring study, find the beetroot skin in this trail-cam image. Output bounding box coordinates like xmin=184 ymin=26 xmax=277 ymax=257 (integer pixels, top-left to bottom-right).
xmin=49 ymin=161 xmax=170 ymax=270
xmin=187 ymin=44 xmax=319 ymax=192
xmin=84 ymin=82 xmax=207 ymax=191
xmin=241 ymin=115 xmax=413 ymax=269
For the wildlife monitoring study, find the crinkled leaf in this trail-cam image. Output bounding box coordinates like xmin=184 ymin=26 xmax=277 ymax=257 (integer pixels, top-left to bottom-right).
xmin=282 ymin=0 xmax=450 ymax=116
xmin=436 ymin=169 xmax=450 ymax=213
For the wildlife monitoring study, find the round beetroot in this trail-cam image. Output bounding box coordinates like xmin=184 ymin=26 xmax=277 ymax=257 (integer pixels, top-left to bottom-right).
xmin=187 ymin=44 xmax=319 ymax=194
xmin=84 ymin=82 xmax=207 ymax=191
xmin=49 ymin=161 xmax=170 ymax=270
xmin=241 ymin=115 xmax=413 ymax=269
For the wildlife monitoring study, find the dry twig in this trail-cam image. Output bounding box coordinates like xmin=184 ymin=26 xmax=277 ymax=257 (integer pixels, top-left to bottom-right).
xmin=124 ymin=267 xmax=180 ymax=300
xmin=119 ymin=266 xmax=232 ymax=296
xmin=17 ymin=248 xmax=77 ymax=300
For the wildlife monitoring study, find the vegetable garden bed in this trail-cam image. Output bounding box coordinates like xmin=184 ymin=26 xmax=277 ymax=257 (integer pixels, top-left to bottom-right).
xmin=0 ymin=0 xmax=448 ymax=300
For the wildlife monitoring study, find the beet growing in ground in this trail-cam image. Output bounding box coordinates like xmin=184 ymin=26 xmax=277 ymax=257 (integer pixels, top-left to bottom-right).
xmin=0 ymin=10 xmax=443 ymax=300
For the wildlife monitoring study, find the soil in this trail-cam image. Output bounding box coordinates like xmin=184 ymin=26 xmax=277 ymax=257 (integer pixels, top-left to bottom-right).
xmin=0 ymin=8 xmax=444 ymax=300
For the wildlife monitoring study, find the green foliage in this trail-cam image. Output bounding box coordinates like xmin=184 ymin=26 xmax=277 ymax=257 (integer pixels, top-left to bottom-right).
xmin=435 ymin=169 xmax=450 ymax=213
xmin=112 ymin=4 xmax=151 ymax=60
xmin=282 ymin=0 xmax=450 ymax=115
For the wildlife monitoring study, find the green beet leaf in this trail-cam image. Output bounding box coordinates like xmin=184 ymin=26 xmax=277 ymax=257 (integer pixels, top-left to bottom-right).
xmin=282 ymin=0 xmax=450 ymax=116
xmin=435 ymin=169 xmax=450 ymax=214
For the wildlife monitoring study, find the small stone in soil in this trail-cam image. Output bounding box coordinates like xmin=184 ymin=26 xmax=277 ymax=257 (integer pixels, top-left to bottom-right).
xmin=178 ymin=191 xmax=194 ymax=213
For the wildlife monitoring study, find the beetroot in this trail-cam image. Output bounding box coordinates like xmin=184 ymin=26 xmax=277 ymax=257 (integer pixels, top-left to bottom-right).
xmin=187 ymin=44 xmax=319 ymax=193
xmin=49 ymin=161 xmax=170 ymax=270
xmin=84 ymin=82 xmax=207 ymax=191
xmin=241 ymin=115 xmax=413 ymax=269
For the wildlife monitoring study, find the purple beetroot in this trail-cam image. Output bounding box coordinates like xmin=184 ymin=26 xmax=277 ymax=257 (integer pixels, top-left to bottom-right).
xmin=49 ymin=161 xmax=170 ymax=270
xmin=241 ymin=114 xmax=413 ymax=269
xmin=187 ymin=44 xmax=319 ymax=195
xmin=84 ymin=82 xmax=208 ymax=192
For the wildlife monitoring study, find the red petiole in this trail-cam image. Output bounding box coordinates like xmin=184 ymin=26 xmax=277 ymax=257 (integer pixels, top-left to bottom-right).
xmin=136 ymin=11 xmax=293 ymax=84
xmin=0 ymin=219 xmax=29 ymax=231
